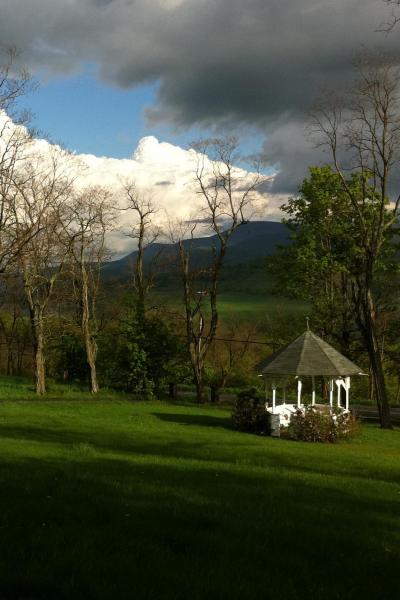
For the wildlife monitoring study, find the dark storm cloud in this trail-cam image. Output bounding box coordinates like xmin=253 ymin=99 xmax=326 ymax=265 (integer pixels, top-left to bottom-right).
xmin=1 ymin=0 xmax=399 ymax=192
xmin=261 ymin=119 xmax=328 ymax=194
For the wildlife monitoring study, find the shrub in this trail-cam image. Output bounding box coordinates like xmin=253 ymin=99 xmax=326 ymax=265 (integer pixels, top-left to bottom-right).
xmin=49 ymin=332 xmax=88 ymax=383
xmin=232 ymin=388 xmax=270 ymax=435
xmin=284 ymin=406 xmax=359 ymax=443
xmin=99 ymin=307 xmax=187 ymax=396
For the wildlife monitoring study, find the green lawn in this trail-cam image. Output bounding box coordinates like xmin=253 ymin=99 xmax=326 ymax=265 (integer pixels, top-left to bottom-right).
xmin=0 ymin=397 xmax=399 ymax=599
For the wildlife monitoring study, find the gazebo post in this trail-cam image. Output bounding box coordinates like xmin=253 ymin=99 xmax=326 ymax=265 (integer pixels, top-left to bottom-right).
xmin=312 ymin=376 xmax=316 ymax=406
xmin=345 ymin=376 xmax=350 ymax=410
xmin=297 ymin=379 xmax=302 ymax=408
xmin=272 ymin=386 xmax=276 ymax=412
xmin=329 ymin=379 xmax=333 ymax=408
xmin=283 ymin=383 xmax=287 ymax=405
xmin=336 ymin=379 xmax=341 ymax=408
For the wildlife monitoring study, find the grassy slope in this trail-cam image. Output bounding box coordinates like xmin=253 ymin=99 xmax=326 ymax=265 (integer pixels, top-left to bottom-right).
xmin=151 ymin=290 xmax=308 ymax=324
xmin=217 ymin=292 xmax=308 ymax=320
xmin=0 ymin=396 xmax=399 ymax=599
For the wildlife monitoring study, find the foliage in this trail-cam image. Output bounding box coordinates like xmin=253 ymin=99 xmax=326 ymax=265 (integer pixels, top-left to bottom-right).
xmin=285 ymin=406 xmax=359 ymax=443
xmin=268 ymin=167 xmax=372 ymax=351
xmin=204 ymin=321 xmax=263 ymax=393
xmin=140 ymin=315 xmax=190 ymax=389
xmin=231 ymin=388 xmax=270 ymax=434
xmin=263 ymin=310 xmax=307 ymax=353
xmin=268 ymin=166 xmax=400 ymax=413
xmin=99 ymin=302 xmax=188 ymax=396
xmin=99 ymin=317 xmax=150 ymax=395
xmin=49 ymin=332 xmax=88 ymax=382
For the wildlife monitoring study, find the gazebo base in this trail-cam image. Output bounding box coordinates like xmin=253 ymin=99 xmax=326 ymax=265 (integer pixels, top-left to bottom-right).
xmin=267 ymin=403 xmax=350 ymax=438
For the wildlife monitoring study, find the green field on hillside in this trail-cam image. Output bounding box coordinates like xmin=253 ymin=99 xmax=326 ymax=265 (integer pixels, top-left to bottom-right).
xmin=217 ymin=292 xmax=309 ymax=320
xmin=0 ymin=394 xmax=399 ymax=599
xmin=152 ymin=290 xmax=308 ymax=323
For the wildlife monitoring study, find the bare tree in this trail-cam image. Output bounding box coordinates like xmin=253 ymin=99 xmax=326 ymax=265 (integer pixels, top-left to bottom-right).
xmin=0 ymin=47 xmax=34 ymax=117
xmin=0 ymin=49 xmax=38 ymax=274
xmin=171 ymin=138 xmax=262 ymax=402
xmin=0 ymin=275 xmax=31 ymax=375
xmin=15 ymin=148 xmax=76 ymax=394
xmin=311 ymin=55 xmax=400 ymax=428
xmin=122 ymin=180 xmax=162 ymax=318
xmin=66 ymin=186 xmax=115 ymax=393
xmin=0 ymin=119 xmax=37 ymax=271
xmin=207 ymin=320 xmax=259 ymax=402
xmin=381 ymin=1 xmax=400 ymax=31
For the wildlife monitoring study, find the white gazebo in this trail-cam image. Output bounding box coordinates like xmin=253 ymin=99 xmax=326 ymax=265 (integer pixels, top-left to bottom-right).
xmin=258 ymin=330 xmax=364 ymax=436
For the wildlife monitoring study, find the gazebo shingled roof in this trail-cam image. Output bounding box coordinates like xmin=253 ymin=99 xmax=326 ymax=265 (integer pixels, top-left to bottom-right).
xmin=258 ymin=330 xmax=363 ymax=377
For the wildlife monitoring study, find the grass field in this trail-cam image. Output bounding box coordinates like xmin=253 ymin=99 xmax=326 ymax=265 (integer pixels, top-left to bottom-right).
xmin=153 ymin=290 xmax=309 ymax=323
xmin=217 ymin=292 xmax=309 ymax=320
xmin=0 ymin=394 xmax=399 ymax=599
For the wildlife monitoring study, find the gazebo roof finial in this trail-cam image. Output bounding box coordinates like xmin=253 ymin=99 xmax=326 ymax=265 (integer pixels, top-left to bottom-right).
xmin=306 ymin=316 xmax=310 ymax=331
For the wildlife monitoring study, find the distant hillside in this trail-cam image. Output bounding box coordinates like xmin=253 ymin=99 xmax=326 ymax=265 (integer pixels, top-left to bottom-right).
xmin=103 ymin=221 xmax=291 ymax=284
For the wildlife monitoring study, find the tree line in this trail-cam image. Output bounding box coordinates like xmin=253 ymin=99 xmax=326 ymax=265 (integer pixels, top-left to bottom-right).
xmin=1 ymin=48 xmax=400 ymax=429
xmin=0 ymin=49 xmax=264 ymax=402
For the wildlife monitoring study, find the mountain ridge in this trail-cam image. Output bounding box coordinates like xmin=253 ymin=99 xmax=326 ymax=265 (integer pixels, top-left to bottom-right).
xmin=103 ymin=221 xmax=291 ymax=283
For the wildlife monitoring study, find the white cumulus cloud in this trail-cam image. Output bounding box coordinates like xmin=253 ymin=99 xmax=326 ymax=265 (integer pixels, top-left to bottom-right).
xmin=0 ymin=112 xmax=280 ymax=256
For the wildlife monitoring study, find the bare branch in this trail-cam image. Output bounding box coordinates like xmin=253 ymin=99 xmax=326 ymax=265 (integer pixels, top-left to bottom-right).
xmin=171 ymin=137 xmax=264 ymax=401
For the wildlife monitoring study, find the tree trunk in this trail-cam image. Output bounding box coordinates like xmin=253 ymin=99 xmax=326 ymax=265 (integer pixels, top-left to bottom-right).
xmin=85 ymin=333 xmax=99 ymax=394
xmin=81 ymin=267 xmax=99 ymax=394
xmin=362 ymin=296 xmax=392 ymax=429
xmin=168 ymin=382 xmax=177 ymax=400
xmin=367 ymin=336 xmax=392 ymax=428
xmin=195 ymin=377 xmax=205 ymax=403
xmin=27 ymin=303 xmax=46 ymax=395
xmin=395 ymin=377 xmax=400 ymax=405
xmin=16 ymin=339 xmax=26 ymax=375
xmin=33 ymin=319 xmax=46 ymax=395
xmin=368 ymin=366 xmax=375 ymax=404
xmin=6 ymin=339 xmax=15 ymax=376
xmin=210 ymin=385 xmax=220 ymax=403
xmin=134 ymin=220 xmax=146 ymax=321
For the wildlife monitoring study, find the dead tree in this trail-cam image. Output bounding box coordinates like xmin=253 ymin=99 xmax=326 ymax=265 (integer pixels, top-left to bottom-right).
xmin=381 ymin=1 xmax=400 ymax=31
xmin=171 ymin=138 xmax=262 ymax=403
xmin=0 ymin=275 xmax=30 ymax=375
xmin=311 ymin=55 xmax=400 ymax=428
xmin=122 ymin=181 xmax=162 ymax=319
xmin=0 ymin=47 xmax=33 ymax=117
xmin=66 ymin=186 xmax=115 ymax=394
xmin=0 ymin=49 xmax=38 ymax=274
xmin=15 ymin=148 xmax=76 ymax=394
xmin=207 ymin=320 xmax=258 ymax=402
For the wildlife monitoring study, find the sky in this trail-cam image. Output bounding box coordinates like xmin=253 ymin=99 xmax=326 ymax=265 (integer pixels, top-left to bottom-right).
xmin=1 ymin=0 xmax=400 ymax=217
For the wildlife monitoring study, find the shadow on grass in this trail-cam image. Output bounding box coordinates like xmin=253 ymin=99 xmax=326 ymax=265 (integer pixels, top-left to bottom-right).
xmin=0 ymin=452 xmax=399 ymax=600
xmin=152 ymin=411 xmax=234 ymax=430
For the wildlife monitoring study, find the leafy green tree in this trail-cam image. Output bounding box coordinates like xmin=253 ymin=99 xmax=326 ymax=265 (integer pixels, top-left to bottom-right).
xmin=269 ymin=166 xmax=399 ymax=423
xmin=269 ymin=166 xmax=358 ymax=353
xmin=139 ymin=314 xmax=188 ymax=395
xmin=311 ymin=57 xmax=400 ymax=428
